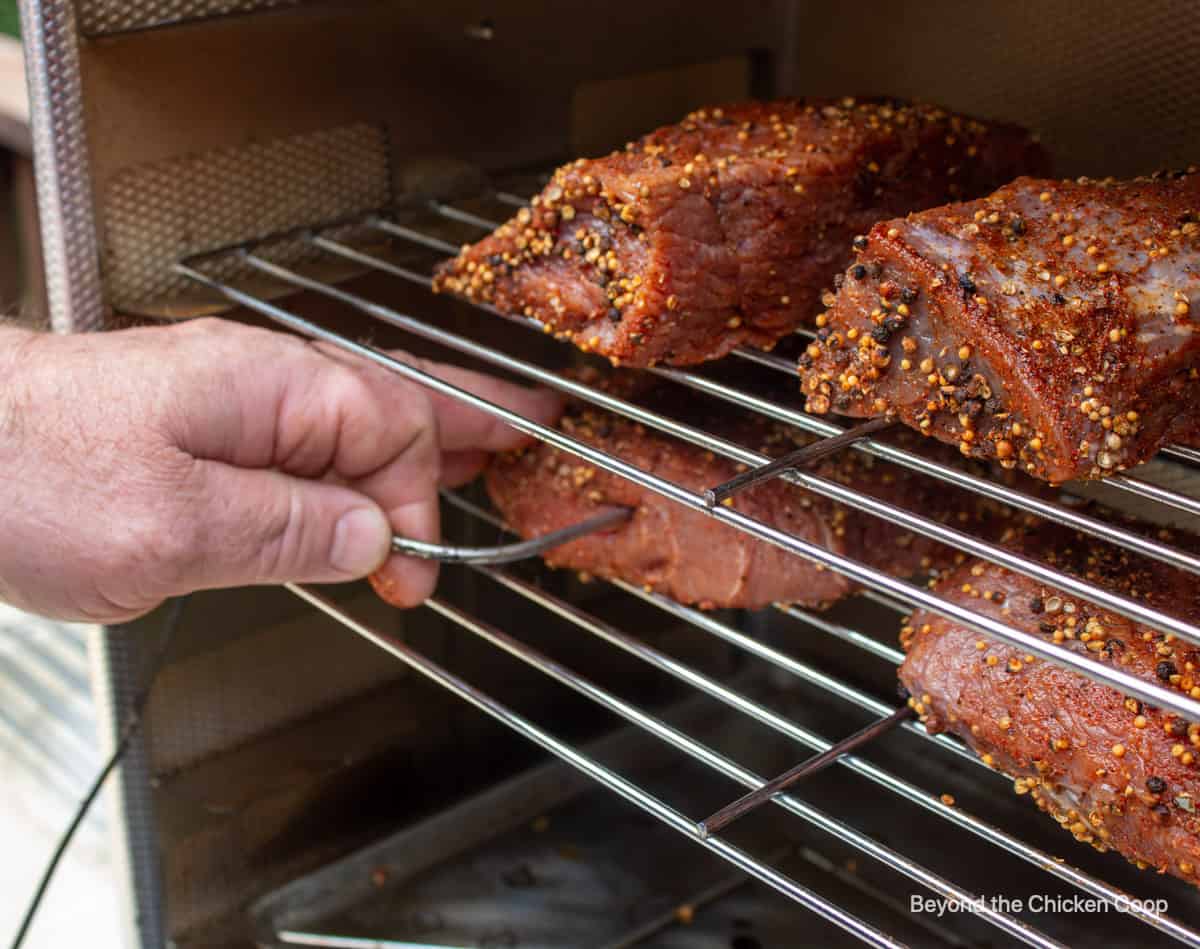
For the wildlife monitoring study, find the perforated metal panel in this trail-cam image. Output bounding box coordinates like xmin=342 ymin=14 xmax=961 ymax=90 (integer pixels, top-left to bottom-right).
xmin=143 ymin=604 xmax=404 ymax=775
xmin=21 ymin=0 xmax=103 ymax=332
xmin=74 ymin=0 xmax=302 ymax=37
xmin=100 ymin=122 xmax=391 ymax=313
xmin=788 ymin=0 xmax=1200 ymax=178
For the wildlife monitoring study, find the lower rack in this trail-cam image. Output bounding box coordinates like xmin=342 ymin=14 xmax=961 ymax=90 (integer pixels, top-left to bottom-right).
xmin=277 ymin=485 xmax=1200 ymax=948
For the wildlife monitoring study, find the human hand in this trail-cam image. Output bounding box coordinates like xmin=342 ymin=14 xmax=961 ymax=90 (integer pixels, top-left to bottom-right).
xmin=0 ymin=317 xmax=560 ymax=621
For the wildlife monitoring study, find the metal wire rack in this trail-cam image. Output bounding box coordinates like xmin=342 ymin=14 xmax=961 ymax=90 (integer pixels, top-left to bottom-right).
xmin=177 ymin=190 xmax=1200 ymax=948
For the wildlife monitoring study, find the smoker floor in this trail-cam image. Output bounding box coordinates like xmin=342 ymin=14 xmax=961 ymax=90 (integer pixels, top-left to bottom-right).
xmin=265 ymin=781 xmax=938 ymax=949
xmin=251 ymin=671 xmax=1200 ymax=949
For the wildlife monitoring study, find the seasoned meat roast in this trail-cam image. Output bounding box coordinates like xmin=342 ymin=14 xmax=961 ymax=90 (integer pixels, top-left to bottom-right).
xmin=484 ymin=371 xmax=1027 ymax=611
xmin=801 ymin=171 xmax=1200 ymax=482
xmin=434 ymin=98 xmax=1047 ymax=367
xmin=900 ymin=521 xmax=1200 ymax=885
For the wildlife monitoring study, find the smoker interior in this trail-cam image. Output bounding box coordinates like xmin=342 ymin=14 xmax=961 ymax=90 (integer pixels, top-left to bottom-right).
xmin=179 ymin=198 xmax=1200 ymax=949
xmin=38 ymin=1 xmax=1200 ymax=946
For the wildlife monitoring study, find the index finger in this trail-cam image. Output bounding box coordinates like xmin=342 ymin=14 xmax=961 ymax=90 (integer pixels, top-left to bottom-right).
xmin=409 ymin=355 xmax=564 ymax=453
xmin=315 ymin=342 xmax=563 ymax=453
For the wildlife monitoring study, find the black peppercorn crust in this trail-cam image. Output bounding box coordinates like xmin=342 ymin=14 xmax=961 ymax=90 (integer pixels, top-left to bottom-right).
xmin=801 ymin=172 xmax=1200 ymax=481
xmin=900 ymin=521 xmax=1200 ymax=885
xmin=434 ymin=98 xmax=1045 ymax=367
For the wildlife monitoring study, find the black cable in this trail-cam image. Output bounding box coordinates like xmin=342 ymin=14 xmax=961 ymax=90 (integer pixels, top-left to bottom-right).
xmin=8 ymin=595 xmax=188 ymax=949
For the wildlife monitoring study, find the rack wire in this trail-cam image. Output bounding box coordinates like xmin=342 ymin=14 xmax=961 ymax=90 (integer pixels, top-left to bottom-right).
xmin=177 ymin=190 xmax=1200 ymax=948
xmin=450 ymin=491 xmax=1200 ymax=945
xmin=483 ymin=187 xmax=1200 ymax=507
xmin=176 ymin=227 xmax=1200 ymax=712
xmin=311 ymin=212 xmax=1200 ymax=547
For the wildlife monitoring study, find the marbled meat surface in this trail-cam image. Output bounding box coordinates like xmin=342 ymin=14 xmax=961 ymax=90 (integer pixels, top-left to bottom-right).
xmin=801 ymin=171 xmax=1200 ymax=481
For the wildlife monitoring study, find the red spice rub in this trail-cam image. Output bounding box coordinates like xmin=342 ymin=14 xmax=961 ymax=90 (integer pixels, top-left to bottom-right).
xmin=900 ymin=520 xmax=1200 ymax=885
xmin=434 ymin=98 xmax=1046 ymax=367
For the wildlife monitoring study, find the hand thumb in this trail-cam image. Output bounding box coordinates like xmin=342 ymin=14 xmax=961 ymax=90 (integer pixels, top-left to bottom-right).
xmin=192 ymin=461 xmax=395 ymax=587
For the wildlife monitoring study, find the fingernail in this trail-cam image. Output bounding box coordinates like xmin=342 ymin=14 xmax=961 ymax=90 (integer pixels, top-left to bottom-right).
xmin=331 ymin=507 xmax=391 ymax=576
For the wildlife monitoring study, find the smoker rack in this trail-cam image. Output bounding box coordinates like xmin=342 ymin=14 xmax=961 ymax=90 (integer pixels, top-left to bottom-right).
xmin=176 ymin=192 xmax=1200 ymax=948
